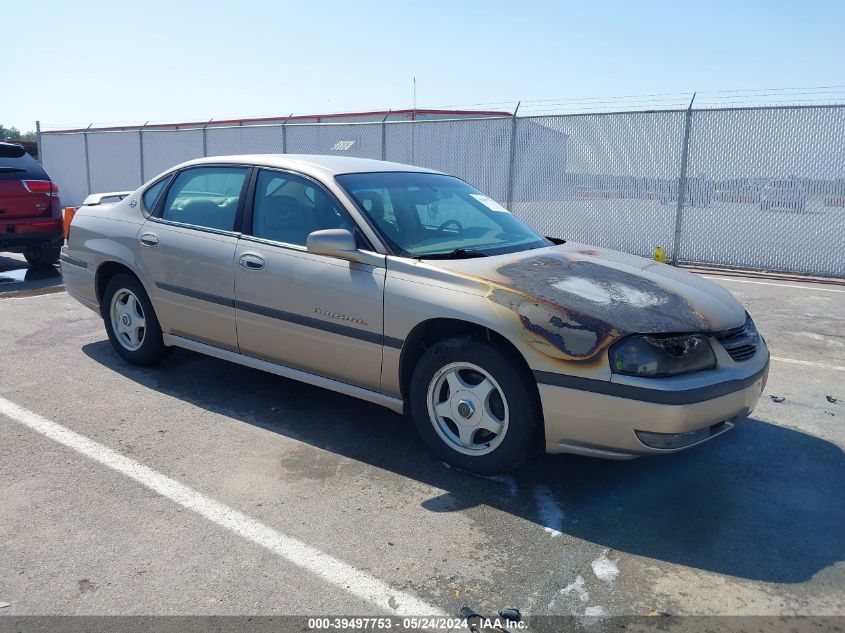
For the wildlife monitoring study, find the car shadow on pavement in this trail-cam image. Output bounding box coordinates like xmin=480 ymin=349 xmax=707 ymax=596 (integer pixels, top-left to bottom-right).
xmin=0 ymin=254 xmax=61 ymax=294
xmin=83 ymin=341 xmax=845 ymax=585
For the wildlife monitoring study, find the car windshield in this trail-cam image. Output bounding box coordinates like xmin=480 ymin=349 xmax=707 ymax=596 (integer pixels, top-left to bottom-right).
xmin=336 ymin=172 xmax=550 ymax=258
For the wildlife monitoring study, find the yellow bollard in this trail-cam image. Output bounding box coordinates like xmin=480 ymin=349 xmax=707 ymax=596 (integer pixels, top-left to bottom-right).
xmin=653 ymin=246 xmax=666 ymax=263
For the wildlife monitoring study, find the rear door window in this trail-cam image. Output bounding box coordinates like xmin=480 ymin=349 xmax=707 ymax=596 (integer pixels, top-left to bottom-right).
xmin=0 ymin=144 xmax=48 ymax=180
xmin=160 ymin=166 xmax=249 ymax=232
xmin=142 ymin=175 xmax=172 ymax=212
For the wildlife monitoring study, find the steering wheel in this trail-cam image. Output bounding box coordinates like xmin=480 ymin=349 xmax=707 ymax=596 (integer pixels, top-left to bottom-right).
xmin=437 ymin=219 xmax=464 ymax=234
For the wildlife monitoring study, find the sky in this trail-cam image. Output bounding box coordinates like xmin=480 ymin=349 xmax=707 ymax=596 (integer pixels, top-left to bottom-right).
xmin=4 ymin=0 xmax=845 ymax=132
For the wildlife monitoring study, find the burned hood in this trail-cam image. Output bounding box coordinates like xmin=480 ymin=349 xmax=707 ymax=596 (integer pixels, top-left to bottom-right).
xmin=434 ymin=243 xmax=746 ymax=365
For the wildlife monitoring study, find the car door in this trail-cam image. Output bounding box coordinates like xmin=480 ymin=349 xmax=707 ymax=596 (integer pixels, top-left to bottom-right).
xmin=234 ymin=168 xmax=386 ymax=391
xmin=136 ymin=164 xmax=251 ymax=352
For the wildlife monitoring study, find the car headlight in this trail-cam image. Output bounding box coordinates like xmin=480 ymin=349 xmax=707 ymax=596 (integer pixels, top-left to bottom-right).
xmin=609 ymin=334 xmax=716 ymax=377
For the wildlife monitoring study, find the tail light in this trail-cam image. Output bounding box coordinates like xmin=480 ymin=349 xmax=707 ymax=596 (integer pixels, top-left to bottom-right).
xmin=22 ymin=180 xmax=59 ymax=197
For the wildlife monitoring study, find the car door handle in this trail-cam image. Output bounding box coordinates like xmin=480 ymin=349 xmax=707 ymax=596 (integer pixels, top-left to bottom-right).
xmin=239 ymin=254 xmax=265 ymax=270
xmin=139 ymin=233 xmax=159 ymax=247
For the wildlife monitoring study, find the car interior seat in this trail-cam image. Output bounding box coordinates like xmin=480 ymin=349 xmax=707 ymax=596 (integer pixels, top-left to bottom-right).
xmin=256 ymin=194 xmax=316 ymax=245
xmin=174 ymin=198 xmax=236 ymax=231
xmin=356 ymin=190 xmax=401 ymax=245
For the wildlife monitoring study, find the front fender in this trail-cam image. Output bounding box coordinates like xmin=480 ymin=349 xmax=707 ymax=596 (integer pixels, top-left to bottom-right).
xmin=382 ymin=264 xmax=613 ymax=400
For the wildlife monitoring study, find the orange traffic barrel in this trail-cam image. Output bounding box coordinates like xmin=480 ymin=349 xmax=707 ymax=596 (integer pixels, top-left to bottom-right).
xmin=63 ymin=207 xmax=77 ymax=240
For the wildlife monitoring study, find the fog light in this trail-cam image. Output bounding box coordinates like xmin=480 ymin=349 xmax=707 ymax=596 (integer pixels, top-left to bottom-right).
xmin=635 ymin=422 xmax=731 ymax=449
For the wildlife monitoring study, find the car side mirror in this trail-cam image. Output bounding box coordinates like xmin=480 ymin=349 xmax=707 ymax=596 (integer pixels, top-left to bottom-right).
xmin=306 ymin=229 xmax=364 ymax=262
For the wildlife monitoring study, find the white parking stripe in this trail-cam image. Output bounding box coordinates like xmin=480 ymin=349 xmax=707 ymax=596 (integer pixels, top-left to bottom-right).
xmin=0 ymin=396 xmax=444 ymax=617
xmin=771 ymin=356 xmax=845 ymax=372
xmin=703 ymin=276 xmax=845 ymax=293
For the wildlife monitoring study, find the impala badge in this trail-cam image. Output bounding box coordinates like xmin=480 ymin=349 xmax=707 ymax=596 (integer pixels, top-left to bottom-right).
xmin=314 ymin=307 xmax=367 ymax=326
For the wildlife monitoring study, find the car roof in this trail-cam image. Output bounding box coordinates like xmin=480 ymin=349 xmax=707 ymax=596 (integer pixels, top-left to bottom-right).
xmin=173 ymin=154 xmax=443 ymax=178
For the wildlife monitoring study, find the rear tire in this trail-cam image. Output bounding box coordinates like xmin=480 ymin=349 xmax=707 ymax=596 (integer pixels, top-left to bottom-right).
xmin=23 ymin=246 xmax=60 ymax=268
xmin=410 ymin=336 xmax=539 ymax=475
xmin=102 ymin=273 xmax=167 ymax=365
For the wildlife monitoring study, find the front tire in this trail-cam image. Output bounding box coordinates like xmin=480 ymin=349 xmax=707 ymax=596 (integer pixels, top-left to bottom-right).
xmin=102 ymin=273 xmax=167 ymax=365
xmin=410 ymin=337 xmax=539 ymax=475
xmin=24 ymin=246 xmax=60 ymax=268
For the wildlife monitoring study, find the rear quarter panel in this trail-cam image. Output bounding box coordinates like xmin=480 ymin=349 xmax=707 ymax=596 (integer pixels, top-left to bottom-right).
xmin=63 ymin=198 xmax=148 ymax=306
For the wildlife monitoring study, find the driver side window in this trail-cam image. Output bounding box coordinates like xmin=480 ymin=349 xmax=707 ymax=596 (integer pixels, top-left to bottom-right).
xmin=250 ymin=170 xmax=359 ymax=247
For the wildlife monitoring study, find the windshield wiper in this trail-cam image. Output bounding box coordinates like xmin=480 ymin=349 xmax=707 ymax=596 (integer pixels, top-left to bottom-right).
xmin=420 ymin=248 xmax=489 ymax=260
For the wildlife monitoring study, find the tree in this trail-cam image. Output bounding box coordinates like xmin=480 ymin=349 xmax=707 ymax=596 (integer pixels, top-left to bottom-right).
xmin=0 ymin=124 xmax=36 ymax=142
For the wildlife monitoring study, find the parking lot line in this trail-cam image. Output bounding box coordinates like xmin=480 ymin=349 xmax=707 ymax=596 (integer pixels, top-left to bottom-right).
xmin=771 ymin=356 xmax=845 ymax=372
xmin=702 ymin=276 xmax=845 ymax=293
xmin=0 ymin=396 xmax=444 ymax=618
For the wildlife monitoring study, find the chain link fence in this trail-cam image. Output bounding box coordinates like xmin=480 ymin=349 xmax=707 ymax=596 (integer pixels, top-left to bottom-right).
xmin=679 ymin=106 xmax=845 ymax=275
xmin=39 ymin=105 xmax=845 ymax=277
xmin=510 ymin=112 xmax=688 ymax=263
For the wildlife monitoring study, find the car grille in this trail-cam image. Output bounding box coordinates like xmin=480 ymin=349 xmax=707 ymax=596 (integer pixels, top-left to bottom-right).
xmin=715 ymin=315 xmax=759 ymax=362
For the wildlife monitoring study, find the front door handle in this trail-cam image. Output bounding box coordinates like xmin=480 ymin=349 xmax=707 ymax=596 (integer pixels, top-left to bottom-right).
xmin=139 ymin=233 xmax=159 ymax=247
xmin=239 ymin=254 xmax=265 ymax=270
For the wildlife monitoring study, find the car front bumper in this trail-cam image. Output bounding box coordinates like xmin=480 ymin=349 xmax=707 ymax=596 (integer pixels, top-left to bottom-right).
xmin=538 ymin=343 xmax=770 ymax=459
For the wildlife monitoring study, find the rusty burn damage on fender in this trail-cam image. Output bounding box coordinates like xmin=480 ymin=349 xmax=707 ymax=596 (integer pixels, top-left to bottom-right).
xmin=486 ymin=254 xmax=713 ymax=365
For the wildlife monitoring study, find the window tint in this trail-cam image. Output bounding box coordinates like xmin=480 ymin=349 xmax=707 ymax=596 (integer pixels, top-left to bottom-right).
xmin=142 ymin=176 xmax=171 ymax=211
xmin=251 ymin=170 xmax=358 ymax=247
xmin=0 ymin=145 xmax=47 ymax=180
xmin=161 ymin=166 xmax=248 ymax=231
xmin=0 ymin=144 xmax=26 ymax=159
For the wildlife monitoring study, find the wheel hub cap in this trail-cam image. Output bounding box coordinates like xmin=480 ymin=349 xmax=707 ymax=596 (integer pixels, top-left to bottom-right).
xmin=456 ymin=399 xmax=475 ymax=419
xmin=109 ymin=288 xmax=146 ymax=352
xmin=426 ymin=362 xmax=510 ymax=456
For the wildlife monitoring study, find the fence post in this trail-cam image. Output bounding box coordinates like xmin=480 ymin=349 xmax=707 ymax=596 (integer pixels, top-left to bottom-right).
xmin=381 ymin=109 xmax=391 ymax=161
xmin=139 ymin=121 xmax=148 ymax=183
xmin=35 ymin=121 xmax=43 ymax=164
xmin=506 ymin=101 xmax=521 ymax=211
xmin=281 ymin=112 xmax=293 ymax=153
xmin=202 ymin=118 xmax=212 ymax=157
xmin=671 ymin=93 xmax=696 ymax=265
xmin=83 ymin=123 xmax=93 ymax=196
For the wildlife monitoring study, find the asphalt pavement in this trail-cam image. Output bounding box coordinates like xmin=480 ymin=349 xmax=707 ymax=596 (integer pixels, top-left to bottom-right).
xmin=0 ymin=265 xmax=842 ymax=622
